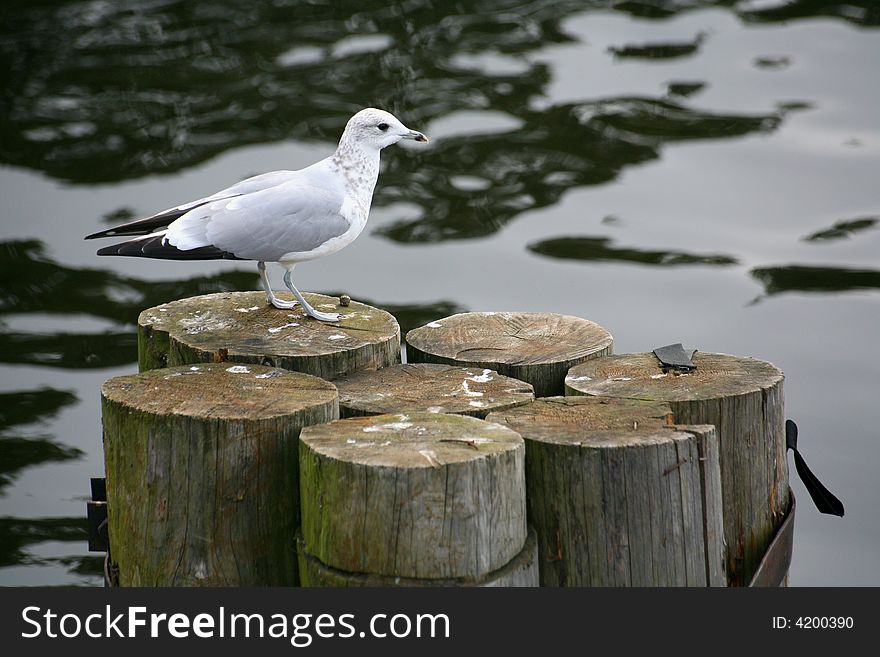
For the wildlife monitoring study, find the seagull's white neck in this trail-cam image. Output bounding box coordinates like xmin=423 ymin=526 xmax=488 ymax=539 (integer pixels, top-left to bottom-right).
xmin=332 ymin=133 xmax=381 ymax=209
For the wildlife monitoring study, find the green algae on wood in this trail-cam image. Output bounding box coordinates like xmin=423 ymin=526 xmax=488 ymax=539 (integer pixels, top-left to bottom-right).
xmin=299 ymin=411 xmax=526 ymax=580
xmin=297 ymin=527 xmax=539 ymax=587
xmin=137 ymin=291 xmax=400 ymax=379
xmin=487 ymin=396 xmax=725 ymax=587
xmin=101 ymin=363 xmax=338 ymax=586
xmin=565 ymin=352 xmax=787 ymax=586
xmin=335 ymin=362 xmax=534 ymax=419
xmin=406 ymin=311 xmax=612 ymax=397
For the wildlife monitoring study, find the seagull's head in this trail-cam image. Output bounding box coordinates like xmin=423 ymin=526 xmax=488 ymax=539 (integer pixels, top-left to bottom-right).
xmin=342 ymin=108 xmax=428 ymax=151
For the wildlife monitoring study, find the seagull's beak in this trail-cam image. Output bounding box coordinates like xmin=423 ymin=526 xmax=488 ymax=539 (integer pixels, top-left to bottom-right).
xmin=405 ymin=129 xmax=429 ymax=143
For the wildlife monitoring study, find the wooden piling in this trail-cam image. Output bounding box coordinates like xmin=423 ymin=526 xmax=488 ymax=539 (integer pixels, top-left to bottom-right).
xmin=487 ymin=397 xmax=725 ymax=587
xmin=101 ymin=363 xmax=338 ymax=586
xmin=138 ymin=291 xmax=400 ymax=380
xmin=335 ymin=363 xmax=535 ymax=419
xmin=564 ymin=352 xmax=787 ymax=586
xmin=406 ymin=312 xmax=613 ymax=397
xmin=298 ymin=412 xmax=531 ymax=584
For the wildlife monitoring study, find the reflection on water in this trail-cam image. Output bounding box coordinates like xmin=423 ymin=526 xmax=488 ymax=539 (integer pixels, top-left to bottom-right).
xmin=528 ymin=237 xmax=737 ymax=266
xmin=802 ymin=217 xmax=878 ymax=242
xmin=378 ymin=99 xmax=780 ymax=242
xmin=608 ymin=33 xmax=706 ymax=60
xmin=1 ymin=0 xmax=878 ymax=585
xmin=0 ymin=240 xmax=257 ymax=323
xmin=0 ymin=388 xmax=82 ymax=493
xmin=751 ymin=265 xmax=880 ymax=298
xmin=0 ymin=516 xmax=101 ymax=584
xmin=528 ymin=236 xmax=738 ymax=266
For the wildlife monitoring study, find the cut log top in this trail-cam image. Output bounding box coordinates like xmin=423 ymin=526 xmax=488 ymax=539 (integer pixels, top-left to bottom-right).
xmin=407 ymin=312 xmax=612 ymax=367
xmin=138 ymin=291 xmax=400 ymax=379
xmin=406 ymin=312 xmax=613 ymax=397
xmin=335 ymin=363 xmax=534 ymax=418
xmin=101 ymin=363 xmax=338 ymax=420
xmin=300 ymin=412 xmax=523 ymax=468
xmin=565 ymin=352 xmax=784 ymax=401
xmin=486 ymin=396 xmax=679 ymax=446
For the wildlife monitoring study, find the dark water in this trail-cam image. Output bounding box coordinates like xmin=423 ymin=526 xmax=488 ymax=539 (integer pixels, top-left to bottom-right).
xmin=1 ymin=0 xmax=878 ymax=585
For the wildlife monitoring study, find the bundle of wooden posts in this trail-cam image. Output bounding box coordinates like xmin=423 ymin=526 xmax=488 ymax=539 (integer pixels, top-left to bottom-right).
xmin=100 ymin=292 xmax=789 ymax=587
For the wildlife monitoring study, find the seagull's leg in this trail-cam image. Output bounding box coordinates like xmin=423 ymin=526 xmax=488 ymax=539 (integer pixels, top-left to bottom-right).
xmin=282 ymin=269 xmax=340 ymax=322
xmin=258 ymin=261 xmax=297 ymax=309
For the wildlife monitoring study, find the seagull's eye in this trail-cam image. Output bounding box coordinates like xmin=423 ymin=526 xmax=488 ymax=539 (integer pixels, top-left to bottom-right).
xmin=377 ymin=123 xmax=389 ymax=132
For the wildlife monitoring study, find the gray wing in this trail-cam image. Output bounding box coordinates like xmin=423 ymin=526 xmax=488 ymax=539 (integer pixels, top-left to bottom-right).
xmin=85 ymin=170 xmax=298 ymax=240
xmin=166 ymin=179 xmax=351 ymax=262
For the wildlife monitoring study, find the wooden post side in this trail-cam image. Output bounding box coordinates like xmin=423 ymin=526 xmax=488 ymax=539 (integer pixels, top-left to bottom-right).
xmin=487 ymin=396 xmax=726 ymax=587
xmin=298 ymin=528 xmax=539 ymax=587
xmin=565 ymin=352 xmax=787 ymax=586
xmin=299 ymin=412 xmax=527 ymax=581
xmin=102 ymin=363 xmax=338 ymax=586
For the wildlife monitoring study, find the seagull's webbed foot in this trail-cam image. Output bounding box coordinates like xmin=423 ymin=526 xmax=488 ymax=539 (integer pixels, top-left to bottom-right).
xmin=305 ymin=309 xmax=342 ymax=322
xmin=258 ymin=260 xmax=299 ymax=309
xmin=268 ymin=296 xmax=298 ymax=310
xmin=283 ymin=269 xmax=341 ymax=323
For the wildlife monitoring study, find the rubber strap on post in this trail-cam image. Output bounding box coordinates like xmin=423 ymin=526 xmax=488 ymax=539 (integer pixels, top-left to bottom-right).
xmin=786 ymin=420 xmax=844 ymax=516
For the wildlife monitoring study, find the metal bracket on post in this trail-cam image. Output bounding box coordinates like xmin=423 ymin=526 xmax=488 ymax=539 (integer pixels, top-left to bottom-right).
xmin=86 ymin=477 xmax=118 ymax=586
xmin=749 ymin=493 xmax=796 ymax=587
xmin=86 ymin=477 xmax=108 ymax=552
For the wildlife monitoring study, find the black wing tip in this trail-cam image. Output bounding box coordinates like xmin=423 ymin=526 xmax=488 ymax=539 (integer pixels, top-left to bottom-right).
xmin=94 ymin=236 xmax=244 ymax=261
xmin=85 ymin=229 xmax=119 ymax=240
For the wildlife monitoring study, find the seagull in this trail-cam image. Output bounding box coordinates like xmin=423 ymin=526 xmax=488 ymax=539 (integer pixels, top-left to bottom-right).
xmin=85 ymin=108 xmax=428 ymax=322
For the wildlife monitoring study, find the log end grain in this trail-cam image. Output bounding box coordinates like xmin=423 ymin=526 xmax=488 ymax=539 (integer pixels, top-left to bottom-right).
xmin=102 ymin=362 xmax=339 ymax=421
xmin=486 ymin=395 xmax=674 ymax=446
xmin=406 ymin=312 xmax=613 ymax=397
xmin=137 ymin=291 xmax=400 ymax=379
xmin=565 ymin=352 xmax=783 ymax=401
xmin=335 ymin=363 xmax=534 ymax=419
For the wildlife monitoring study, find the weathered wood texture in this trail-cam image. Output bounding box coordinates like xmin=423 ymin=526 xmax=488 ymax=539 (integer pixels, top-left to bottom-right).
xmin=405 ymin=312 xmax=613 ymax=397
xmin=138 ymin=291 xmax=400 ymax=380
xmin=487 ymin=397 xmax=725 ymax=587
xmin=297 ymin=528 xmax=539 ymax=587
xmin=335 ymin=363 xmax=534 ymax=419
xmin=101 ymin=363 xmax=339 ymax=586
xmin=565 ymin=352 xmax=787 ymax=586
xmin=299 ymin=412 xmax=527 ymax=580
